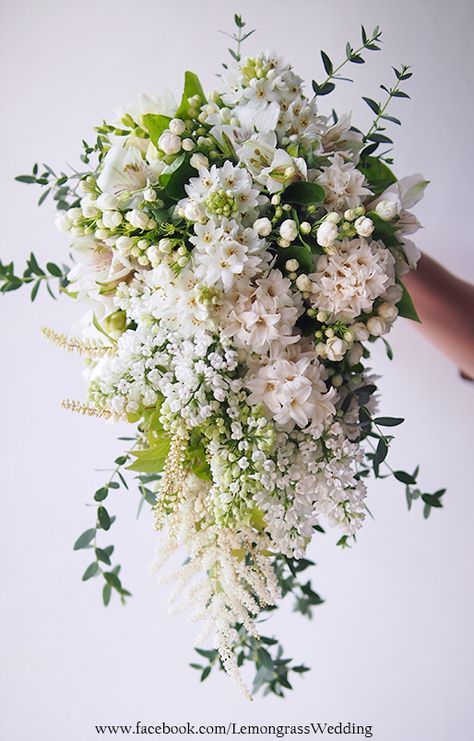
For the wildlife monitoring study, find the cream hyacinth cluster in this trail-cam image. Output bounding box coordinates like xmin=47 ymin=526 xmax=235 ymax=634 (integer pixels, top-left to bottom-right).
xmin=7 ymin=18 xmax=441 ymax=698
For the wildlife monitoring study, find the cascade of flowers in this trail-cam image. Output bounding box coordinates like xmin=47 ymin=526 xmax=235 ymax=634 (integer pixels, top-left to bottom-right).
xmin=2 ymin=16 xmax=445 ymax=698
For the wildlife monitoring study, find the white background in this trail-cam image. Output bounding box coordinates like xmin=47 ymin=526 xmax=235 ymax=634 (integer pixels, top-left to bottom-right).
xmin=1 ymin=1 xmax=473 ymax=739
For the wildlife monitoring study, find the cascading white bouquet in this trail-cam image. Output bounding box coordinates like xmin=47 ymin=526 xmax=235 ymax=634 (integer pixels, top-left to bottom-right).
xmin=2 ymin=16 xmax=446 ymax=698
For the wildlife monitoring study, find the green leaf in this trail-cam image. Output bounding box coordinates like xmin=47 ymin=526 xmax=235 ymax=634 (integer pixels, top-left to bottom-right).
xmin=397 ymin=281 xmax=421 ymax=322
xmin=175 ymin=71 xmax=206 ymax=119
xmin=357 ymin=156 xmax=397 ymax=196
xmin=200 ymin=666 xmax=211 ymax=682
xmin=73 ymin=528 xmax=96 ymax=550
xmin=362 ymin=96 xmax=380 ymax=114
xmin=394 ymin=470 xmax=417 ymax=485
xmin=15 ymin=175 xmax=37 ymax=183
xmin=82 ymin=562 xmax=99 ymax=581
xmin=46 ymin=262 xmax=63 ymax=277
xmin=258 ymin=647 xmax=274 ymax=671
xmin=97 ymin=506 xmax=111 ymax=531
xmin=422 ymin=493 xmax=443 ymax=508
xmin=127 ymin=438 xmax=170 ymax=473
xmin=284 ymin=181 xmax=325 ymax=205
xmin=375 ymin=438 xmax=388 ymax=464
xmin=312 ymin=80 xmax=335 ymax=96
xmin=95 ymin=547 xmax=112 ymax=565
xmin=94 ymin=487 xmax=109 ymax=502
xmin=142 ymin=113 xmax=172 ymax=147
xmin=321 ymin=51 xmax=333 ymax=75
xmin=102 ymin=582 xmax=112 ymax=606
xmin=374 ymin=416 xmax=404 ymax=427
xmin=104 ymin=571 xmax=122 ymax=591
xmin=276 ymin=244 xmax=313 ymax=274
xmin=30 ymin=280 xmax=41 ymax=301
xmin=159 ymin=153 xmax=195 ymax=201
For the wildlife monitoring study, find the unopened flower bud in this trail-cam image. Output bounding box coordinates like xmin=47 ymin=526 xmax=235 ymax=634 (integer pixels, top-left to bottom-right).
xmin=158 ymin=131 xmax=182 ymax=155
xmin=375 ymin=198 xmax=400 ymax=221
xmin=285 ymin=259 xmax=299 ymax=272
xmin=190 ymin=153 xmax=209 ymax=170
xmin=300 ymin=221 xmax=311 ymax=235
xmin=367 ymin=316 xmax=387 ymax=336
xmin=354 ymin=216 xmax=374 ymax=237
xmin=316 ymin=221 xmax=338 ymax=247
xmin=102 ymin=210 xmax=123 ymax=229
xmin=182 ymin=138 xmax=195 ymax=151
xmin=296 ymin=274 xmax=312 ymax=292
xmin=378 ymin=302 xmax=398 ymax=322
xmin=326 ymin=336 xmax=347 ymax=361
xmin=279 ymin=219 xmax=298 ymax=242
xmin=97 ymin=193 xmax=118 ymax=211
xmin=169 ymin=118 xmax=185 ymax=135
xmin=325 ymin=212 xmax=341 ymax=224
xmin=253 ymin=217 xmax=272 ymax=237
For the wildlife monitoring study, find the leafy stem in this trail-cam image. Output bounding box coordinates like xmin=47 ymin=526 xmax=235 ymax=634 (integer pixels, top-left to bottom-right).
xmin=312 ymin=25 xmax=382 ymax=96
xmin=220 ymin=14 xmax=256 ymax=66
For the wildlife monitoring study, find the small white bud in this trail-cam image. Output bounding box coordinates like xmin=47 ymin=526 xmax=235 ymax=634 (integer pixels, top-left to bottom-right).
xmin=326 ymin=336 xmax=348 ymax=362
xmin=101 ymin=210 xmax=123 ymax=229
xmin=169 ymin=118 xmax=185 ymax=135
xmin=325 ymin=211 xmax=341 ymax=224
xmin=271 ymin=194 xmax=281 ymax=206
xmin=354 ymin=216 xmax=374 ymax=238
xmin=378 ymin=302 xmax=398 ymax=322
xmin=96 ymin=193 xmax=118 ymax=211
xmin=128 ymin=209 xmax=149 ymax=230
xmin=190 ymin=153 xmax=209 ymax=170
xmin=182 ymin=138 xmax=195 ymax=152
xmin=158 ymin=131 xmax=182 ymax=155
xmin=375 ymin=198 xmax=400 ymax=221
xmin=285 ymin=259 xmax=299 ymax=272
xmin=316 ymin=221 xmax=339 ymax=248
xmin=295 ymin=274 xmax=312 ymax=292
xmin=116 ymin=236 xmax=133 ymax=256
xmin=300 ymin=221 xmax=311 ymax=235
xmin=279 ymin=219 xmax=298 ymax=242
xmin=367 ymin=316 xmax=387 ymax=336
xmin=253 ymin=217 xmax=272 ymax=237
xmin=143 ymin=187 xmax=157 ymax=202
xmin=55 ymin=213 xmax=72 ymax=232
xmin=278 ymin=238 xmax=290 ymax=248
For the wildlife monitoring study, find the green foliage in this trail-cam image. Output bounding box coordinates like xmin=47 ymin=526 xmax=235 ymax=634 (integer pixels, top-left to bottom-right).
xmin=159 ymin=153 xmax=195 ymax=201
xmin=190 ymin=555 xmax=320 ymax=697
xmin=127 ymin=438 xmax=170 ymax=473
xmin=0 ymin=254 xmax=69 ymax=301
xmin=15 ymin=154 xmax=99 ymax=210
xmin=358 ymin=157 xmax=397 ymax=196
xmin=361 ymin=64 xmax=412 ymax=157
xmin=220 ymin=14 xmax=256 ymax=67
xmin=75 ymin=448 xmax=134 ymax=606
xmin=175 ymin=71 xmax=206 ymax=120
xmin=312 ymin=25 xmax=382 ymax=96
xmin=397 ymin=281 xmax=421 ymax=322
xmin=284 ymin=181 xmax=325 ymax=205
xmin=142 ymin=114 xmax=172 ymax=147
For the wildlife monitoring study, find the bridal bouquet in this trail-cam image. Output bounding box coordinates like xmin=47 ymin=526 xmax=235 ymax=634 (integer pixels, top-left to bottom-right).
xmin=3 ymin=16 xmax=445 ymax=698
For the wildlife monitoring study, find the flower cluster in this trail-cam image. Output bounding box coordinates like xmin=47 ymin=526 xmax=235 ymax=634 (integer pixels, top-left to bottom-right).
xmin=7 ymin=18 xmax=442 ymax=698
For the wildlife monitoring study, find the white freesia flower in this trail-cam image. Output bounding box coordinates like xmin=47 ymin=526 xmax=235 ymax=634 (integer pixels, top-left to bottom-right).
xmin=316 ymin=153 xmax=371 ymax=211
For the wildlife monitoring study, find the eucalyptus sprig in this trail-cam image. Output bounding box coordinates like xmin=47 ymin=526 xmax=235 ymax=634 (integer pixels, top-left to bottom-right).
xmin=312 ymin=25 xmax=383 ymax=96
xmin=74 ymin=449 xmax=133 ymax=606
xmin=0 ymin=254 xmax=70 ymax=301
xmin=220 ymin=14 xmax=256 ymax=67
xmin=361 ymin=64 xmax=412 ymax=157
xmin=342 ymin=383 xmax=446 ymax=520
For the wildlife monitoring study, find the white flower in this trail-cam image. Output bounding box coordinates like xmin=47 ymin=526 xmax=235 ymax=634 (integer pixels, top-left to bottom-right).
xmin=316 ymin=221 xmax=338 ymax=247
xmin=190 ymin=153 xmax=209 ymax=170
xmin=127 ymin=209 xmax=150 ymax=230
xmin=102 ymin=210 xmax=123 ymax=229
xmin=55 ymin=213 xmax=72 ymax=232
xmin=260 ymin=149 xmax=307 ymax=194
xmin=375 ymin=199 xmax=400 ymax=221
xmin=354 ymin=216 xmax=374 ymax=237
xmin=169 ymin=118 xmax=186 ymax=135
xmin=279 ymin=219 xmax=298 ymax=242
xmin=316 ymin=153 xmax=371 ymax=211
xmin=158 ymin=131 xmax=182 ymax=155
xmin=97 ymin=193 xmax=119 ymax=211
xmin=309 ymin=238 xmax=395 ymax=321
xmin=378 ymin=302 xmax=398 ymax=321
xmin=253 ymin=217 xmax=272 ymax=237
xmin=97 ymin=143 xmax=163 ymax=201
xmin=366 ymin=316 xmax=387 ymax=336
xmin=325 ymin=336 xmax=347 ymax=361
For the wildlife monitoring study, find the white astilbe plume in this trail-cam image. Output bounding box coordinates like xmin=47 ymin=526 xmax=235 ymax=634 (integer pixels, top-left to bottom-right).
xmin=152 ymin=473 xmax=280 ymax=699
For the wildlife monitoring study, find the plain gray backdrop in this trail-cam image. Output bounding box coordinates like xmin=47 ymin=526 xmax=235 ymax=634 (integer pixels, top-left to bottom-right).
xmin=1 ymin=0 xmax=473 ymax=739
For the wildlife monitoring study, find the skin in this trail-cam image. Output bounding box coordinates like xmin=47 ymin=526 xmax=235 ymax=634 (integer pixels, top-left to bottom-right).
xmin=403 ymin=254 xmax=474 ymax=378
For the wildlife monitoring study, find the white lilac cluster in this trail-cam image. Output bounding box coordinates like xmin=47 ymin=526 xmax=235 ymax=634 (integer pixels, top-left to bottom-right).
xmin=51 ymin=48 xmax=427 ymax=695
